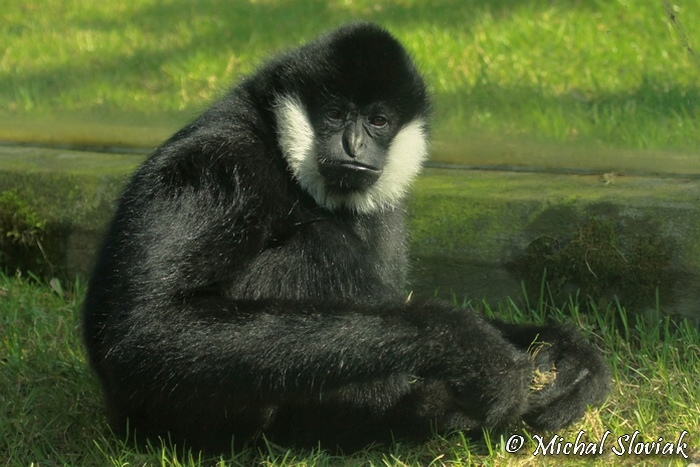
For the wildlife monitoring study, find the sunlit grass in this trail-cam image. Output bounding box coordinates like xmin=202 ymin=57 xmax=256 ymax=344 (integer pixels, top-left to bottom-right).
xmin=1 ymin=273 xmax=698 ymax=466
xmin=1 ymin=0 xmax=699 ymax=152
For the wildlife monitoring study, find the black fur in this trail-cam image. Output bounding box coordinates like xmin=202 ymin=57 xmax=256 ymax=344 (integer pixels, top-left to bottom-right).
xmin=83 ymin=23 xmax=610 ymax=452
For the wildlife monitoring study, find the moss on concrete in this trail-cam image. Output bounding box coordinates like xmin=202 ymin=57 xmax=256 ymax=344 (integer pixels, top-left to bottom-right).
xmin=408 ymin=169 xmax=700 ymax=319
xmin=513 ymin=215 xmax=674 ymax=311
xmin=0 ymin=146 xmax=142 ymax=277
xmin=0 ymin=189 xmax=60 ymax=277
xmin=0 ymin=146 xmax=142 ymax=227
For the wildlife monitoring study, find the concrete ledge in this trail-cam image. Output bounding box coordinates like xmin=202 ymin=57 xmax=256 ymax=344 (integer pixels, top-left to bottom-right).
xmin=408 ymin=169 xmax=700 ymax=320
xmin=0 ymin=145 xmax=143 ymax=277
xmin=1 ymin=145 xmax=698 ymax=320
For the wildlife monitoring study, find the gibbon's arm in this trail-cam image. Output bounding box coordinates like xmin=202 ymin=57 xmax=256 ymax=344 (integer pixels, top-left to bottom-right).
xmin=101 ymin=294 xmax=532 ymax=428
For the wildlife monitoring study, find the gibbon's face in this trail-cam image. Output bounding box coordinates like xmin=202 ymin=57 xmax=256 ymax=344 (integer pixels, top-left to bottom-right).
xmin=275 ymin=94 xmax=428 ymax=214
xmin=272 ymin=24 xmax=430 ymax=214
xmin=315 ymin=101 xmax=393 ymax=192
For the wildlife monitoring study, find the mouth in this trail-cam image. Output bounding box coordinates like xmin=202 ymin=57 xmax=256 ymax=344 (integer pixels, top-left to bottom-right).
xmin=322 ymin=160 xmax=381 ymax=172
xmin=318 ymin=160 xmax=382 ymax=191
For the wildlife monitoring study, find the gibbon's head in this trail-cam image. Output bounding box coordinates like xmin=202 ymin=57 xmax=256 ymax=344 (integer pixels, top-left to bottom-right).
xmin=273 ymin=23 xmax=430 ymax=213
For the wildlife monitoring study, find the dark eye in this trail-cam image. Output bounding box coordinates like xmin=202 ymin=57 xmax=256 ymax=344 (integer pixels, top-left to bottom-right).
xmin=369 ymin=115 xmax=388 ymax=127
xmin=326 ymin=108 xmax=344 ymax=120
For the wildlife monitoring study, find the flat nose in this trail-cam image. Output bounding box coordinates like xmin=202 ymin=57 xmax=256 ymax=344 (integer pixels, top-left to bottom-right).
xmin=342 ymin=121 xmax=364 ymax=158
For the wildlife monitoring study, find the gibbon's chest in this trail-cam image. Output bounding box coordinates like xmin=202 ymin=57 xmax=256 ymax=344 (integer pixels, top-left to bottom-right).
xmin=227 ymin=210 xmax=408 ymax=301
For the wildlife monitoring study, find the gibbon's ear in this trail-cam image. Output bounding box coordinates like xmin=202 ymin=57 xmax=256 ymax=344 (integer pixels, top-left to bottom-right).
xmin=274 ymin=93 xmax=429 ymax=213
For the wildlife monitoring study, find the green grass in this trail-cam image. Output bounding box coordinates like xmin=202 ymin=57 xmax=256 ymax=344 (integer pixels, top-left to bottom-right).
xmin=1 ymin=273 xmax=698 ymax=466
xmin=1 ymin=0 xmax=699 ymax=154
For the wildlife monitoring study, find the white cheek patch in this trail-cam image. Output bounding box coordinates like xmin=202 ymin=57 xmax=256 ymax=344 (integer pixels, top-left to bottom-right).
xmin=273 ymin=93 xmax=429 ymax=214
xmin=273 ymin=94 xmax=322 ymax=195
xmin=364 ymin=118 xmax=429 ymax=211
xmin=274 ymin=94 xmax=332 ymax=210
